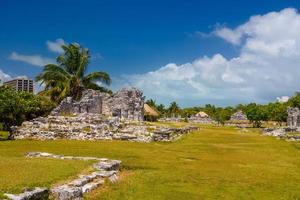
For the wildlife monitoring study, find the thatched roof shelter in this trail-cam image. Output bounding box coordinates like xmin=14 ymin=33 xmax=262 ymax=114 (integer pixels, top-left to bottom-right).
xmin=144 ymin=104 xmax=159 ymax=116
xmin=195 ymin=111 xmax=209 ymax=118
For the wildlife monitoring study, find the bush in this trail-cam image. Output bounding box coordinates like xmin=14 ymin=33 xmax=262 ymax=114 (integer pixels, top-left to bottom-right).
xmin=0 ymin=86 xmax=55 ymax=130
xmin=245 ymin=103 xmax=268 ymax=128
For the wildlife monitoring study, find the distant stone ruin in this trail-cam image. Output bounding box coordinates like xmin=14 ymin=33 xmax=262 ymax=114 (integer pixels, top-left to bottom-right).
xmin=287 ymin=107 xmax=300 ymax=127
xmin=262 ymin=107 xmax=300 ymax=141
xmin=51 ymin=88 xmax=144 ymax=121
xmin=230 ymin=110 xmax=248 ymax=121
xmin=188 ymin=111 xmax=215 ymax=124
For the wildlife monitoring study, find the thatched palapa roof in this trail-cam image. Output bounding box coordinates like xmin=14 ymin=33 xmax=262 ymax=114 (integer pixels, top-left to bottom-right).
xmin=195 ymin=111 xmax=209 ymax=118
xmin=144 ymin=104 xmax=159 ymax=116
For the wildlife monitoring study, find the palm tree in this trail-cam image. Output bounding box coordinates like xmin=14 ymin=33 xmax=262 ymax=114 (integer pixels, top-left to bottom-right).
xmin=168 ymin=101 xmax=180 ymax=116
xmin=36 ymin=43 xmax=111 ymax=102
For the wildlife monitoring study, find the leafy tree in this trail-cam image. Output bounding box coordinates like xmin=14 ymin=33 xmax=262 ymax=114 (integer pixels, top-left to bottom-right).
xmin=288 ymin=92 xmax=300 ymax=109
xmin=212 ymin=107 xmax=234 ymax=125
xmin=36 ymin=43 xmax=111 ymax=103
xmin=0 ymin=86 xmax=54 ymax=130
xmin=266 ymin=102 xmax=287 ymax=126
xmin=245 ymin=103 xmax=268 ymax=128
xmin=235 ymin=104 xmax=246 ymax=112
xmin=180 ymin=107 xmax=200 ymax=118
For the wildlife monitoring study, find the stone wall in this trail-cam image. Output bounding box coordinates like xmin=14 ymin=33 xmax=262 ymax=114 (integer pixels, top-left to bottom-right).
xmin=51 ymin=88 xmax=144 ymax=121
xmin=287 ymin=107 xmax=300 ymax=127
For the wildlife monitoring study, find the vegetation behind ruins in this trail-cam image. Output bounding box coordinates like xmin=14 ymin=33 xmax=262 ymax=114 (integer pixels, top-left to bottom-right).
xmin=146 ymin=92 xmax=300 ymax=127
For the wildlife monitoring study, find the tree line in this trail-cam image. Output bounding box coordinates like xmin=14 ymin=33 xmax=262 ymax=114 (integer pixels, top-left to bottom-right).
xmin=146 ymin=93 xmax=300 ymax=127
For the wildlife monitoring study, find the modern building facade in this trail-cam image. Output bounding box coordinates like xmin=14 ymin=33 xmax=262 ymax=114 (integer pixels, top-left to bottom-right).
xmin=4 ymin=78 xmax=34 ymax=93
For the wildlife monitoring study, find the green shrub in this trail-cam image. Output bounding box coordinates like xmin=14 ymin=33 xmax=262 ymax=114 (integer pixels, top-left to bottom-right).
xmin=0 ymin=86 xmax=55 ymax=130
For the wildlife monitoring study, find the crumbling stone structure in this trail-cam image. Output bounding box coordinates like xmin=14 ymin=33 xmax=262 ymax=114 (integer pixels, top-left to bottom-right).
xmin=51 ymin=88 xmax=144 ymax=121
xmin=287 ymin=107 xmax=300 ymax=127
xmin=230 ymin=110 xmax=248 ymax=121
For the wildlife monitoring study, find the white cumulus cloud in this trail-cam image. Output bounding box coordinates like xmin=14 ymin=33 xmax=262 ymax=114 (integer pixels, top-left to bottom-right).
xmin=9 ymin=52 xmax=54 ymax=67
xmin=0 ymin=69 xmax=11 ymax=83
xmin=277 ymin=96 xmax=290 ymax=103
xmin=46 ymin=38 xmax=66 ymax=53
xmin=118 ymin=8 xmax=300 ymax=106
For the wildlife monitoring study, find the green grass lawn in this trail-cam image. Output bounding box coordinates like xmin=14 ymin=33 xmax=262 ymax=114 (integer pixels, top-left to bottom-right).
xmin=0 ymin=131 xmax=9 ymax=140
xmin=1 ymin=125 xmax=300 ymax=199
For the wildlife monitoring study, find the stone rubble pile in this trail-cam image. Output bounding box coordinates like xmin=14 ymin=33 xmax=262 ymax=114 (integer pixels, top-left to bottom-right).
xmin=263 ymin=128 xmax=287 ymax=137
xmin=262 ymin=127 xmax=300 ymax=141
xmin=4 ymin=152 xmax=122 ymax=200
xmin=12 ymin=114 xmax=199 ymax=142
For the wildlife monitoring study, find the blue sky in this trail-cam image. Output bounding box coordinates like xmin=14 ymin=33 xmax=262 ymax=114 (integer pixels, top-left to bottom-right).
xmin=1 ymin=0 xmax=300 ymax=106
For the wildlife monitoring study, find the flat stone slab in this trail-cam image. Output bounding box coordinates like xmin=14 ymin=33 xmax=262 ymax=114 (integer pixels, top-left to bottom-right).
xmin=51 ymin=185 xmax=82 ymax=200
xmin=4 ymin=188 xmax=49 ymax=200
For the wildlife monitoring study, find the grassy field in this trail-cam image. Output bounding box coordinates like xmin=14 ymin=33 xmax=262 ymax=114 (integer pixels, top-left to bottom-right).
xmin=1 ymin=124 xmax=300 ymax=199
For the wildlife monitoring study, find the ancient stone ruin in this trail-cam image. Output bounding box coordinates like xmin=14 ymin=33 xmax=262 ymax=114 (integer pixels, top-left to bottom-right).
xmin=230 ymin=110 xmax=248 ymax=121
xmin=51 ymin=88 xmax=144 ymax=121
xmin=287 ymin=107 xmax=300 ymax=127
xmin=12 ymin=113 xmax=198 ymax=142
xmin=188 ymin=111 xmax=215 ymax=124
xmin=263 ymin=107 xmax=300 ymax=141
xmin=12 ymin=87 xmax=199 ymax=142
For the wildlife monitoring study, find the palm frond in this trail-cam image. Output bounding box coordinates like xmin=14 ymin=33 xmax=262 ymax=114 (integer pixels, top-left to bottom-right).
xmin=83 ymin=71 xmax=111 ymax=86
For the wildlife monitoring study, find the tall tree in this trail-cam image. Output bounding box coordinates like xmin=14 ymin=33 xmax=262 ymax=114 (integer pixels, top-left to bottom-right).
xmin=36 ymin=43 xmax=111 ymax=102
xmin=266 ymin=102 xmax=288 ymax=126
xmin=288 ymin=92 xmax=300 ymax=109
